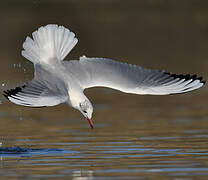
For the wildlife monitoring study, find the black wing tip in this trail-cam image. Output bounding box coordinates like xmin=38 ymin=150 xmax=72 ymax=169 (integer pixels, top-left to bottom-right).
xmin=164 ymin=72 xmax=206 ymax=84
xmin=2 ymin=84 xmax=48 ymax=108
xmin=3 ymin=85 xmax=26 ymax=100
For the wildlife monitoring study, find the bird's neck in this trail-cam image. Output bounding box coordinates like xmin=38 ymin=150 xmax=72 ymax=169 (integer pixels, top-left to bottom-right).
xmin=67 ymin=88 xmax=86 ymax=109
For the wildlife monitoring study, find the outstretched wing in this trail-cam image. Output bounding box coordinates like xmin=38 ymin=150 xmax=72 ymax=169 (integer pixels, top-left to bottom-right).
xmin=65 ymin=56 xmax=205 ymax=95
xmin=3 ymin=65 xmax=68 ymax=107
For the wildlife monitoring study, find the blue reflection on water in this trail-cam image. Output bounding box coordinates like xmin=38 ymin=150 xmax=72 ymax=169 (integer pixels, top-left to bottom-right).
xmin=0 ymin=146 xmax=77 ymax=157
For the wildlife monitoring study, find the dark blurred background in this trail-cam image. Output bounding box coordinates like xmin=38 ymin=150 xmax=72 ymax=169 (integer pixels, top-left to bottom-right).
xmin=0 ymin=0 xmax=208 ymax=85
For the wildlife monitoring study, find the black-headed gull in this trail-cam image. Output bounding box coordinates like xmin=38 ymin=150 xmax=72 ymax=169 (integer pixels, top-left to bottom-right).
xmin=3 ymin=24 xmax=205 ymax=128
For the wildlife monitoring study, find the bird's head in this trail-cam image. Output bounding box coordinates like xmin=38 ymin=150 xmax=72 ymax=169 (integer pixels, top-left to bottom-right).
xmin=78 ymin=99 xmax=94 ymax=128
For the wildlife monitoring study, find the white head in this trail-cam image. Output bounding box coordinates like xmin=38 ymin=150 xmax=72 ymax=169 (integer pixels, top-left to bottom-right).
xmin=78 ymin=98 xmax=94 ymax=128
xmin=68 ymin=93 xmax=94 ymax=128
xmin=78 ymin=99 xmax=93 ymax=119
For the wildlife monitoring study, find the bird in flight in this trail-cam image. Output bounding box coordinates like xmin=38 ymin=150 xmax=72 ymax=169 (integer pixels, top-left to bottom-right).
xmin=3 ymin=24 xmax=205 ymax=128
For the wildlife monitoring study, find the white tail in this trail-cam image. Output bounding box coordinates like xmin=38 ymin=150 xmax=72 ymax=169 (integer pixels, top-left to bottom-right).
xmin=22 ymin=24 xmax=78 ymax=64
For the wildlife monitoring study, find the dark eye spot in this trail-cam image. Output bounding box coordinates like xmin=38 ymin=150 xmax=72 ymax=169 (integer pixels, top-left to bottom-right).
xmin=83 ymin=110 xmax=87 ymax=113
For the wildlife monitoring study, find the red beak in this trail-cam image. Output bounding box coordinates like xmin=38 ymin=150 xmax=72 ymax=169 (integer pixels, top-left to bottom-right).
xmin=87 ymin=118 xmax=94 ymax=129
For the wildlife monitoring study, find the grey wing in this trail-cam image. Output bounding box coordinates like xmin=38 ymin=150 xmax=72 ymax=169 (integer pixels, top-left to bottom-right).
xmin=3 ymin=65 xmax=68 ymax=107
xmin=65 ymin=56 xmax=205 ymax=95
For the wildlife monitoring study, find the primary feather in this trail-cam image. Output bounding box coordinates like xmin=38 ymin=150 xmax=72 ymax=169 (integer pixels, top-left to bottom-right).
xmin=4 ymin=65 xmax=68 ymax=107
xmin=63 ymin=56 xmax=205 ymax=95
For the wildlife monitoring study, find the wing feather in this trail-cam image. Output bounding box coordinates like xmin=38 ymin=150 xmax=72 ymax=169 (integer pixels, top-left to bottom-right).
xmin=65 ymin=56 xmax=205 ymax=95
xmin=3 ymin=80 xmax=67 ymax=107
xmin=3 ymin=65 xmax=68 ymax=107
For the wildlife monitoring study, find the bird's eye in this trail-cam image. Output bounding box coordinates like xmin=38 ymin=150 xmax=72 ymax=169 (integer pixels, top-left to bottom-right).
xmin=83 ymin=110 xmax=87 ymax=113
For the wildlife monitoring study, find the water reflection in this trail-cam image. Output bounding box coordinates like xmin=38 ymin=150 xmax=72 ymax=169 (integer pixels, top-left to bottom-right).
xmin=72 ymin=170 xmax=93 ymax=180
xmin=0 ymin=129 xmax=208 ymax=179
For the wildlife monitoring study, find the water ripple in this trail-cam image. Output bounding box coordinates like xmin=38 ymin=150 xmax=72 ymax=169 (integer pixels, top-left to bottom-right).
xmin=0 ymin=146 xmax=77 ymax=157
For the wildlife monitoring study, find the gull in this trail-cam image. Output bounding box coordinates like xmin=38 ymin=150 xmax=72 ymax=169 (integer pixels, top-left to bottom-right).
xmin=3 ymin=24 xmax=205 ymax=128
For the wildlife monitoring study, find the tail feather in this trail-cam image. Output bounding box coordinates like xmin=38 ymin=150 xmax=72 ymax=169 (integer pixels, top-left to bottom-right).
xmin=22 ymin=24 xmax=78 ymax=64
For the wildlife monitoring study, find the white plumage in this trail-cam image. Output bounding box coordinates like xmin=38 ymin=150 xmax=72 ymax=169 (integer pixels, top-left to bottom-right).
xmin=22 ymin=24 xmax=78 ymax=64
xmin=3 ymin=24 xmax=205 ymax=128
